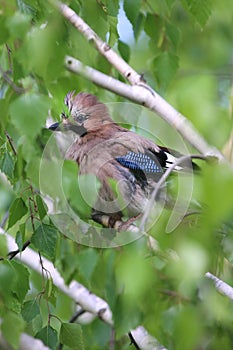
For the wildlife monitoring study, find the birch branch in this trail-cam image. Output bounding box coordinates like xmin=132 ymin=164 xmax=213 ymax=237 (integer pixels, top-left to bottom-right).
xmin=0 ymin=228 xmax=164 ymax=350
xmin=2 ymin=228 xmax=233 ymax=349
xmin=0 ymin=331 xmax=50 ymax=350
xmin=58 ymin=2 xmax=224 ymax=159
xmin=205 ymin=272 xmax=233 ymax=300
xmin=0 ymin=228 xmax=112 ymax=325
xmin=130 ymin=326 xmax=167 ymax=350
xmin=65 ymin=55 xmax=140 ymax=100
xmin=58 ymin=3 xmax=142 ymax=85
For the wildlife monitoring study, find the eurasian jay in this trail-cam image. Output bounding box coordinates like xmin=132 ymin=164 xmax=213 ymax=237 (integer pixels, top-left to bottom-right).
xmin=49 ymin=92 xmax=196 ymax=230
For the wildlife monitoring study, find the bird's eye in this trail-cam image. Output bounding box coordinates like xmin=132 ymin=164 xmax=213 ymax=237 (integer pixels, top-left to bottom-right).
xmin=75 ymin=113 xmax=88 ymax=124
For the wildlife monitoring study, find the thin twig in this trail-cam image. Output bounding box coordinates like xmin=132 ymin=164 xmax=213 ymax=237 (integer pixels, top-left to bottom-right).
xmin=8 ymin=239 xmax=31 ymax=260
xmin=183 ymin=210 xmax=202 ymax=218
xmin=28 ymin=184 xmax=38 ymax=233
xmin=69 ymin=309 xmax=86 ymax=323
xmin=5 ymin=130 xmax=17 ymax=156
xmin=0 ymin=66 xmax=25 ymax=94
xmin=157 ymin=289 xmax=190 ymax=302
xmin=5 ymin=43 xmax=12 ymax=71
xmin=109 ymin=327 xmax=115 ymax=350
xmin=39 ymin=252 xmax=53 ymax=328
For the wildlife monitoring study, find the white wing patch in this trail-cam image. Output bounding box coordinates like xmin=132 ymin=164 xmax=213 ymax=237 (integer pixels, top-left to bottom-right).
xmin=165 ymin=152 xmax=183 ymax=171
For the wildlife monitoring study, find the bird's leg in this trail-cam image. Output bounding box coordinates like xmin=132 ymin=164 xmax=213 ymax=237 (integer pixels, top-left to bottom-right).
xmin=91 ymin=210 xmax=140 ymax=233
xmin=91 ymin=210 xmax=122 ymax=228
xmin=115 ymin=214 xmax=141 ymax=232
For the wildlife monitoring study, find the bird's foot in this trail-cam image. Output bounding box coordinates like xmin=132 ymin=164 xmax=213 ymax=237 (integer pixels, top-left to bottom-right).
xmin=91 ymin=211 xmax=141 ymax=232
xmin=114 ymin=214 xmax=141 ymax=232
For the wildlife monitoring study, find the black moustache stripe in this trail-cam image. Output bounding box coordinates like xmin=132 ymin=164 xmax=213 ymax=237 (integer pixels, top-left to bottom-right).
xmin=68 ymin=124 xmax=87 ymax=136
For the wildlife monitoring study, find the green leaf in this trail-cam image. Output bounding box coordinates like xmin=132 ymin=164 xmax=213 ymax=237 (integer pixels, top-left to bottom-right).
xmin=31 ymin=223 xmax=58 ymax=260
xmin=15 ymin=230 xmax=23 ymax=251
xmin=0 ymin=17 xmax=9 ymax=44
xmin=166 ymin=22 xmax=180 ymax=50
xmin=6 ymin=11 xmax=31 ymax=39
xmin=14 ymin=145 xmax=26 ymax=180
xmin=0 ymin=259 xmax=29 ymax=307
xmin=201 ymin=164 xmax=233 ymax=228
xmin=77 ymin=248 xmax=99 ymax=280
xmin=60 ymin=323 xmax=84 ymax=349
xmin=165 ymin=0 xmax=176 ymax=9
xmin=25 ymin=155 xmax=41 ymax=187
xmin=8 ymin=197 xmax=27 ymax=229
xmin=153 ymin=51 xmax=179 ymax=90
xmin=82 ymin=0 xmax=108 ymax=40
xmin=31 ymin=314 xmax=43 ymax=335
xmin=133 ymin=12 xmax=144 ymax=40
xmin=15 ymin=223 xmax=26 ymax=251
xmin=113 ymin=293 xmax=141 ymax=337
xmin=0 ymin=150 xmax=15 ymax=182
xmin=0 ymin=260 xmax=15 ymax=298
xmin=9 ymin=93 xmax=50 ymax=141
xmin=108 ymin=15 xmax=119 ymax=46
xmin=45 ymin=277 xmax=54 ymax=299
xmin=174 ymin=305 xmax=203 ymax=349
xmin=181 ymin=0 xmax=212 ymax=27
xmin=144 ymin=13 xmax=163 ymax=49
xmin=124 ymin=0 xmax=141 ymax=31
xmin=169 ymin=75 xmax=231 ymax=148
xmin=36 ymin=195 xmax=48 ymax=220
xmin=106 ymin=0 xmax=119 ymax=16
xmin=16 ymin=0 xmax=37 ymax=17
xmin=2 ymin=311 xmax=25 ymax=350
xmin=5 ymin=295 xmax=21 ymax=314
xmin=23 ymin=15 xmax=66 ymax=79
xmin=10 ymin=260 xmax=30 ymax=302
xmin=118 ymin=40 xmax=130 ymax=62
xmin=22 ymin=300 xmax=40 ymax=322
xmin=0 ymin=235 xmax=8 ymax=257
xmin=76 ymin=174 xmax=101 ymax=213
xmin=0 ymin=99 xmax=9 ymax=127
xmin=116 ymin=250 xmax=154 ymax=300
xmin=62 ymin=160 xmax=100 ymax=219
xmin=35 ymin=325 xmax=58 ymax=350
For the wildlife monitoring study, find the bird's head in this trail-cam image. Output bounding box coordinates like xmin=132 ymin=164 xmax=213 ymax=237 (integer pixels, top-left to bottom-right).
xmin=49 ymin=91 xmax=113 ymax=136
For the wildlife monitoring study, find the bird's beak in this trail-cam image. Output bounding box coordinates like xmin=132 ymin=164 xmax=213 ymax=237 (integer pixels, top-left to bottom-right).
xmin=49 ymin=122 xmax=60 ymax=131
xmin=48 ymin=120 xmax=87 ymax=137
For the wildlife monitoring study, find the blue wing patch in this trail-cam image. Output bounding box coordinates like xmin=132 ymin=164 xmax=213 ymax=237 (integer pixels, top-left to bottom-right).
xmin=116 ymin=151 xmax=163 ymax=173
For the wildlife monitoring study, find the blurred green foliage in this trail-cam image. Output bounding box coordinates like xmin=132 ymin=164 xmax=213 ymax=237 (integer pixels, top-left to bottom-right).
xmin=0 ymin=0 xmax=233 ymax=349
